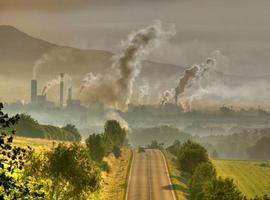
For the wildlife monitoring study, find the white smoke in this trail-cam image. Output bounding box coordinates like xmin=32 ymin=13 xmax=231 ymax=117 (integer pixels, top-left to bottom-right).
xmin=138 ymin=80 xmax=150 ymax=105
xmin=42 ymin=74 xmax=72 ymax=95
xmin=80 ymin=21 xmax=176 ymax=111
xmin=32 ymin=48 xmax=72 ymax=79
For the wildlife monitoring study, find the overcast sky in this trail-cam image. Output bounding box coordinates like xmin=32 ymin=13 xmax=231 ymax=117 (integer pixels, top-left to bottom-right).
xmin=1 ymin=0 xmax=270 ymax=75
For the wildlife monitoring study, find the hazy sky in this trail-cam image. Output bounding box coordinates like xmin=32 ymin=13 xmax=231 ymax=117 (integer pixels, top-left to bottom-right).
xmin=1 ymin=0 xmax=270 ymax=75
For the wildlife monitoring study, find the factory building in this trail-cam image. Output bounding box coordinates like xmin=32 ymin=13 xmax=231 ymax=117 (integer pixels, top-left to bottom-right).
xmin=31 ymin=79 xmax=37 ymax=104
xmin=60 ymin=73 xmax=64 ymax=108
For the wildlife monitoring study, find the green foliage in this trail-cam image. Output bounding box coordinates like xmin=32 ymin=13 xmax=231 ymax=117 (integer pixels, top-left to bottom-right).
xmin=178 ymin=140 xmax=209 ymax=174
xmin=112 ymin=145 xmax=121 ymax=158
xmin=86 ymin=134 xmax=108 ymax=162
xmin=62 ymin=124 xmax=81 ymax=141
xmin=148 ymin=140 xmax=164 ymax=149
xmin=247 ymin=137 xmax=270 ymax=160
xmin=14 ymin=114 xmax=81 ymax=141
xmin=202 ymin=177 xmax=244 ymax=200
xmin=211 ymin=150 xmax=219 ymax=159
xmin=104 ymin=120 xmax=126 ymax=147
xmin=44 ymin=143 xmax=101 ymax=199
xmin=0 ymin=103 xmax=46 ymax=199
xmin=167 ymin=140 xmax=181 ymax=156
xmin=190 ymin=162 xmax=217 ymax=200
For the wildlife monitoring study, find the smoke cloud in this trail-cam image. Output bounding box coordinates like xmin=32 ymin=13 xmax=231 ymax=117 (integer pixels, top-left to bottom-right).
xmin=42 ymin=74 xmax=72 ymax=95
xmin=138 ymin=80 xmax=150 ymax=105
xmin=80 ymin=21 xmax=175 ymax=111
xmin=32 ymin=48 xmax=72 ymax=79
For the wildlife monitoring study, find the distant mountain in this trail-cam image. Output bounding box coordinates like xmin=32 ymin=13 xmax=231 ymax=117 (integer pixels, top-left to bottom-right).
xmin=0 ymin=25 xmax=186 ymax=102
xmin=0 ymin=25 xmax=267 ymax=103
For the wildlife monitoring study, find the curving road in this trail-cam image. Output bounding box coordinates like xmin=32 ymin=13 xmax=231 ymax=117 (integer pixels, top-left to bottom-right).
xmin=126 ymin=149 xmax=176 ymax=200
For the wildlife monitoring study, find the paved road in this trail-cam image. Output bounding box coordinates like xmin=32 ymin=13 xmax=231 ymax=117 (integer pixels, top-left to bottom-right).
xmin=126 ymin=149 xmax=176 ymax=200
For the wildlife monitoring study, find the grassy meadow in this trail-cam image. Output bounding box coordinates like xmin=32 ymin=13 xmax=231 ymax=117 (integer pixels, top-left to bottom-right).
xmin=213 ymin=159 xmax=270 ymax=198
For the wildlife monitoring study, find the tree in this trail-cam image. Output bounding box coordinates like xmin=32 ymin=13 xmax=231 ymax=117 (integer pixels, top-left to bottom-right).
xmin=190 ymin=162 xmax=217 ymax=200
xmin=167 ymin=140 xmax=181 ymax=156
xmin=202 ymin=177 xmax=244 ymax=200
xmin=44 ymin=143 xmax=101 ymax=199
xmin=0 ymin=103 xmax=46 ymax=199
xmin=104 ymin=120 xmax=126 ymax=147
xmin=86 ymin=134 xmax=108 ymax=162
xmin=62 ymin=124 xmax=81 ymax=141
xmin=247 ymin=137 xmax=270 ymax=160
xmin=178 ymin=140 xmax=209 ymax=174
xmin=211 ymin=150 xmax=219 ymax=159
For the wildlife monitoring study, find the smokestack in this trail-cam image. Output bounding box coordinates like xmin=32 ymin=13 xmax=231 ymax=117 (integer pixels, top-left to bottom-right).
xmin=68 ymin=87 xmax=72 ymax=101
xmin=60 ymin=73 xmax=64 ymax=108
xmin=31 ymin=80 xmax=37 ymax=104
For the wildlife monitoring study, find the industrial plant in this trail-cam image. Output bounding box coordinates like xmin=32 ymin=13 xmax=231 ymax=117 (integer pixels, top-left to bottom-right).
xmin=30 ymin=73 xmax=81 ymax=110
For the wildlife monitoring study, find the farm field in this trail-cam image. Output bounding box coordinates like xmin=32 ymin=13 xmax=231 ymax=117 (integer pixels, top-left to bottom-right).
xmin=213 ymin=159 xmax=270 ymax=198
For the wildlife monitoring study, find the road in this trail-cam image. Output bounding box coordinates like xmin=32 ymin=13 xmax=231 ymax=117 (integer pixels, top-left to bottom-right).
xmin=126 ymin=149 xmax=176 ymax=200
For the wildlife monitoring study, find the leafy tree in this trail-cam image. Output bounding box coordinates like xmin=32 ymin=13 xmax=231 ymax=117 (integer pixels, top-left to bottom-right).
xmin=202 ymin=177 xmax=244 ymax=200
xmin=0 ymin=103 xmax=46 ymax=199
xmin=167 ymin=140 xmax=181 ymax=156
xmin=178 ymin=140 xmax=209 ymax=174
xmin=190 ymin=162 xmax=217 ymax=200
xmin=44 ymin=143 xmax=101 ymax=199
xmin=112 ymin=145 xmax=121 ymax=158
xmin=148 ymin=140 xmax=163 ymax=149
xmin=86 ymin=134 xmax=108 ymax=162
xmin=247 ymin=137 xmax=270 ymax=160
xmin=211 ymin=150 xmax=219 ymax=159
xmin=104 ymin=120 xmax=126 ymax=147
xmin=62 ymin=124 xmax=81 ymax=141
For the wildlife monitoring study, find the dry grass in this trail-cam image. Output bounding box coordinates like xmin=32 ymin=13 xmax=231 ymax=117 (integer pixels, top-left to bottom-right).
xmin=162 ymin=151 xmax=189 ymax=200
xmin=102 ymin=148 xmax=132 ymax=200
xmin=13 ymin=136 xmax=64 ymax=152
xmin=213 ymin=159 xmax=270 ymax=198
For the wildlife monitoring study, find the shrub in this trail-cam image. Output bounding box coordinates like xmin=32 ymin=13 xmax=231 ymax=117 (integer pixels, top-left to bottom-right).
xmin=178 ymin=140 xmax=209 ymax=174
xmin=44 ymin=143 xmax=101 ymax=199
xmin=0 ymin=103 xmax=46 ymax=199
xmin=202 ymin=177 xmax=244 ymax=200
xmin=190 ymin=162 xmax=217 ymax=200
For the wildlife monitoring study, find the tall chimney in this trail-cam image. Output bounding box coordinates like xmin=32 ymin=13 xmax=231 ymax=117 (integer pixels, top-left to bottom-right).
xmin=68 ymin=86 xmax=72 ymax=101
xmin=60 ymin=73 xmax=64 ymax=108
xmin=31 ymin=80 xmax=37 ymax=104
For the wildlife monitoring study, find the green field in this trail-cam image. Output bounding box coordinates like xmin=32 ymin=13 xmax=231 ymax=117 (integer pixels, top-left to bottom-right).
xmin=213 ymin=159 xmax=270 ymax=198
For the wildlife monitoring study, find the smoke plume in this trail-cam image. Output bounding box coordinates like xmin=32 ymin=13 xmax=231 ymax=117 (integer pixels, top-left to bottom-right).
xmin=32 ymin=48 xmax=72 ymax=79
xmin=42 ymin=74 xmax=72 ymax=95
xmin=80 ymin=21 xmax=175 ymax=111
xmin=138 ymin=80 xmax=150 ymax=105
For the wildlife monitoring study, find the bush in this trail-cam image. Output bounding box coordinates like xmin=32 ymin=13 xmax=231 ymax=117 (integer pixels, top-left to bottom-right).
xmin=167 ymin=140 xmax=181 ymax=156
xmin=112 ymin=145 xmax=121 ymax=158
xmin=44 ymin=143 xmax=101 ymax=199
xmin=86 ymin=134 xmax=108 ymax=162
xmin=190 ymin=162 xmax=217 ymax=200
xmin=0 ymin=103 xmax=46 ymax=199
xmin=178 ymin=140 xmax=209 ymax=174
xmin=104 ymin=120 xmax=126 ymax=147
xmin=202 ymin=177 xmax=244 ymax=200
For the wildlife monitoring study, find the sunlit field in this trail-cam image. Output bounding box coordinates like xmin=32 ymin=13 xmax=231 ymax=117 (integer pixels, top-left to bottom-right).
xmin=213 ymin=159 xmax=270 ymax=198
